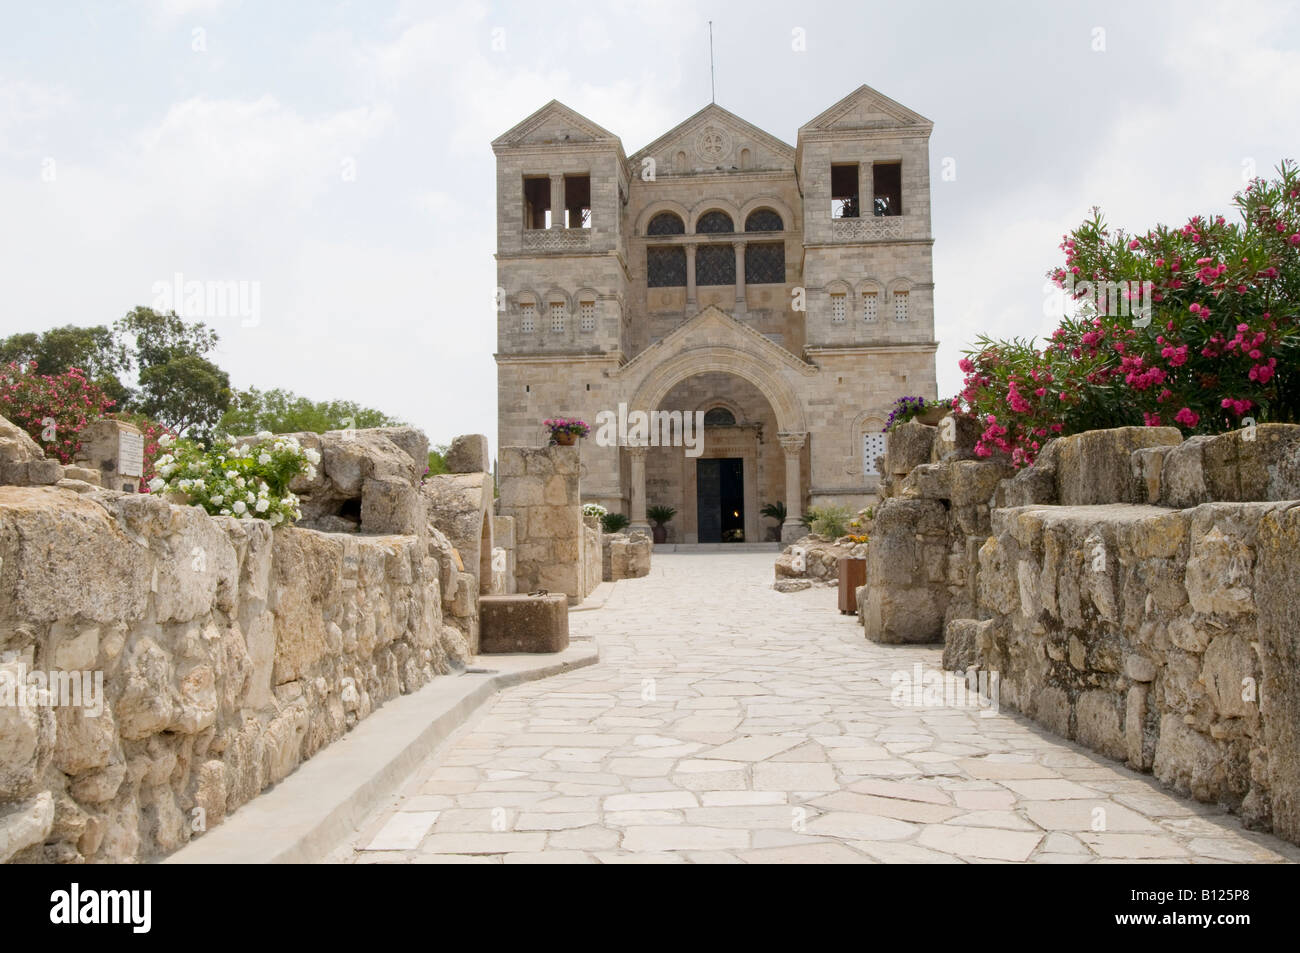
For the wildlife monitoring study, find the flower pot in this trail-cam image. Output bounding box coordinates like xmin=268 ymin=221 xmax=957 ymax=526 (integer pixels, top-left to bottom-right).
xmin=652 ymin=524 xmax=667 ymax=544
xmin=916 ymin=407 xmax=946 ymax=426
xmin=553 ymin=432 xmax=577 ymax=446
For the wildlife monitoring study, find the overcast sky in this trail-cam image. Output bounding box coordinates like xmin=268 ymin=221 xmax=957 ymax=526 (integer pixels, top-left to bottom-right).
xmin=2 ymin=0 xmax=1297 ymax=448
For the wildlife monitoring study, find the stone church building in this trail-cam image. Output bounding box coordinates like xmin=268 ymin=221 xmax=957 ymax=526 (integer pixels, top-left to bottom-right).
xmin=493 ymin=85 xmax=938 ymax=543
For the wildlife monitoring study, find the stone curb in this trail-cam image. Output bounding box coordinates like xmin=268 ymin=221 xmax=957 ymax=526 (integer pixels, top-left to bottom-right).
xmin=163 ymin=641 xmax=599 ymax=865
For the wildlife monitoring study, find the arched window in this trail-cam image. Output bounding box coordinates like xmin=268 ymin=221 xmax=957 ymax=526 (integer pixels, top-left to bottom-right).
xmin=745 ymin=209 xmax=783 ymax=232
xmin=647 ymin=211 xmax=685 ymax=236
xmin=704 ymin=407 xmax=736 ymax=427
xmin=695 ymin=210 xmax=734 ymax=234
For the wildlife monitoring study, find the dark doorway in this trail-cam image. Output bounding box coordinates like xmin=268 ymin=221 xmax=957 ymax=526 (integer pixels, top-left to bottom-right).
xmin=696 ymin=457 xmax=745 ymax=543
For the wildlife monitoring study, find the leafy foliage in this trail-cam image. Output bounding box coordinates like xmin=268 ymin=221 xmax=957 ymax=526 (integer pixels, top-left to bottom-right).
xmin=959 ymin=161 xmax=1300 ymax=465
xmin=647 ymin=505 xmax=676 ymax=525
xmin=217 ymin=386 xmax=401 ymax=438
xmin=807 ymin=505 xmax=851 ymax=539
xmin=150 ymin=431 xmax=319 ymax=525
xmin=0 ymin=362 xmax=117 ymax=463
xmin=601 ymin=512 xmax=631 ymax=533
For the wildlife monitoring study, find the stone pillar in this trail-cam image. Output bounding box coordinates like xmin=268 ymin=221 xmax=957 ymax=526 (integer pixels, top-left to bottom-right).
xmin=627 ymin=445 xmax=650 ymax=533
xmin=779 ymin=432 xmax=806 ymax=543
xmin=733 ymin=240 xmax=747 ymax=314
xmin=685 ymin=243 xmax=697 ymax=310
xmin=550 ymin=173 xmax=565 ymax=229
xmin=859 ymin=161 xmax=871 ymax=218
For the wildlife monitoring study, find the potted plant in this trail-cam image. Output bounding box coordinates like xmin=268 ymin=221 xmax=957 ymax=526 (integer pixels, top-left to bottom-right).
xmin=760 ymin=501 xmax=786 ymax=542
xmin=883 ymin=396 xmax=952 ymax=431
xmin=543 ymin=417 xmax=590 ymax=446
xmin=646 ymin=504 xmax=676 ymax=544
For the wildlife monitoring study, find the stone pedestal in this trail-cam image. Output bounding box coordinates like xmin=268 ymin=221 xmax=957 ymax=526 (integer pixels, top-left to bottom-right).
xmin=73 ymin=419 xmax=144 ymax=492
xmin=479 ymin=593 xmax=569 ymax=653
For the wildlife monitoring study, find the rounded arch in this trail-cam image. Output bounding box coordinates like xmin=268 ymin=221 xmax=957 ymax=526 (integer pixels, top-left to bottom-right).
xmin=739 ymin=195 xmax=795 ymax=231
xmin=629 ymin=345 xmax=807 ymax=434
xmin=543 ymin=286 xmax=573 ymax=312
xmin=850 ymin=410 xmax=889 ymax=479
xmin=887 ymin=276 xmax=914 ymax=295
xmin=854 ymin=277 xmax=883 ymax=297
xmin=697 ymin=396 xmax=746 ymax=426
xmin=514 ymin=288 xmax=542 ymax=310
xmin=646 ymin=211 xmax=686 ymax=236
xmin=636 ymin=199 xmax=691 ymax=236
xmin=573 ymin=286 xmax=599 ymax=304
xmin=826 ymin=278 xmax=853 ymax=296
xmin=687 ymin=198 xmax=741 ymax=232
xmin=695 ymin=209 xmax=735 ymax=234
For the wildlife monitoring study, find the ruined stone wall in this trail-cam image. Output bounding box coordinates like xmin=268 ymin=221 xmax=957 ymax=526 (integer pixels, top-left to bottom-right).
xmin=867 ymin=420 xmax=1300 ymax=844
xmin=496 ymin=445 xmax=583 ymax=603
xmin=0 ymin=419 xmax=488 ymax=863
xmin=0 ymin=484 xmax=469 ymax=863
xmin=602 ymin=530 xmax=652 ymax=582
xmin=582 ymin=515 xmax=602 ymax=596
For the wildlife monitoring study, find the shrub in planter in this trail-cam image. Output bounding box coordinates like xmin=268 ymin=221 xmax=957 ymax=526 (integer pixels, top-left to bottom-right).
xmin=647 ymin=504 xmax=676 ymax=543
xmin=601 ymin=511 xmax=631 ymax=534
xmin=543 ymin=417 xmax=590 ymax=446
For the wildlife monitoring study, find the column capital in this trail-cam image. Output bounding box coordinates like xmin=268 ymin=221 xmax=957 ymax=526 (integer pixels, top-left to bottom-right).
xmin=625 ymin=444 xmax=650 ymax=458
xmin=777 ymin=431 xmax=807 ymax=454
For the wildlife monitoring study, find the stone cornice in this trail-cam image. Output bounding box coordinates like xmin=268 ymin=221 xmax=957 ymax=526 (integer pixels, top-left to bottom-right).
xmin=803 ymin=342 xmax=939 ymax=358
xmin=495 ymin=352 xmax=625 ymax=364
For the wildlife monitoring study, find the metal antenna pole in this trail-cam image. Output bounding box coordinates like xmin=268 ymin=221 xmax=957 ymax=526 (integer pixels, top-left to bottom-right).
xmin=709 ymin=21 xmax=715 ymax=103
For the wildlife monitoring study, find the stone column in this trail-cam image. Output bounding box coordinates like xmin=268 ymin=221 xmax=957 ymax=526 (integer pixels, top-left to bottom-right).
xmin=733 ymin=240 xmax=747 ymax=314
xmin=627 ymin=445 xmax=650 ymax=533
xmin=685 ymin=243 xmax=697 ymax=311
xmin=779 ymin=432 xmax=806 ymax=544
xmin=859 ymin=161 xmax=871 ymax=218
xmin=550 ymin=173 xmax=566 ymax=229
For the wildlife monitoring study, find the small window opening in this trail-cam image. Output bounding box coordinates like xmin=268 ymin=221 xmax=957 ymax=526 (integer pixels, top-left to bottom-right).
xmin=523 ymin=177 xmax=550 ymax=229
xmin=831 ymin=163 xmax=859 ymax=218
xmin=564 ymin=174 xmax=591 ymax=228
xmin=831 ymin=292 xmax=846 ymax=323
xmin=873 ymin=162 xmax=902 ymax=217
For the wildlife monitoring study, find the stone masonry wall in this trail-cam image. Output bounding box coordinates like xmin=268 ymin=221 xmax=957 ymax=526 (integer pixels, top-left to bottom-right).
xmin=496 ymin=445 xmax=583 ymax=603
xmin=0 ymin=419 xmax=482 ymax=863
xmin=869 ymin=419 xmax=1300 ymax=844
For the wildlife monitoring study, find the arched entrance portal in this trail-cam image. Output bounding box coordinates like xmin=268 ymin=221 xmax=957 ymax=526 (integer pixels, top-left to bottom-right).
xmin=625 ymin=345 xmax=809 ymax=544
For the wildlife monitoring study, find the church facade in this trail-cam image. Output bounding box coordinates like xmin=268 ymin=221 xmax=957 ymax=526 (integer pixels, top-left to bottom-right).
xmin=492 ymin=85 xmax=938 ymax=543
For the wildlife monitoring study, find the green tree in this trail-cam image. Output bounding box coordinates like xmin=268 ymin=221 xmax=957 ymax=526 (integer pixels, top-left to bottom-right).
xmin=113 ymin=307 xmax=230 ymax=439
xmin=427 ymin=444 xmax=450 ymax=477
xmin=217 ymin=387 xmax=402 ymax=437
xmin=0 ymin=324 xmax=132 ymax=407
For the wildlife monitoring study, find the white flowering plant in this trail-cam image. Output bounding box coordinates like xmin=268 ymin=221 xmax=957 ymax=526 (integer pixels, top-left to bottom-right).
xmin=581 ymin=502 xmax=608 ymax=518
xmin=149 ymin=431 xmax=321 ymax=527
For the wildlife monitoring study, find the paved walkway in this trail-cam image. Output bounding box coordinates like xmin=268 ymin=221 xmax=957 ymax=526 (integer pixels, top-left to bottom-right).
xmin=336 ymin=553 xmax=1299 ymax=864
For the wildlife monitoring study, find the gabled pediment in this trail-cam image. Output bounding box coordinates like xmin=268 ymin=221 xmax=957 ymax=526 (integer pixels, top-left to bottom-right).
xmin=628 ymin=103 xmax=795 ymax=174
xmin=799 ymin=84 xmax=932 ymax=135
xmin=492 ymin=100 xmax=623 ymax=149
xmin=613 ymin=305 xmax=816 ymax=382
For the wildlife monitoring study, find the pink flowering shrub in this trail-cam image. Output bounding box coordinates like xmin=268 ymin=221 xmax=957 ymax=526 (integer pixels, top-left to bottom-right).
xmin=958 ymin=160 xmax=1300 ymax=465
xmin=0 ymin=361 xmax=117 ymax=464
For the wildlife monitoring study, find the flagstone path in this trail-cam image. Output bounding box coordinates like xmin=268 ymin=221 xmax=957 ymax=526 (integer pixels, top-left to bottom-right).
xmin=334 ymin=553 xmax=1300 ymax=864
